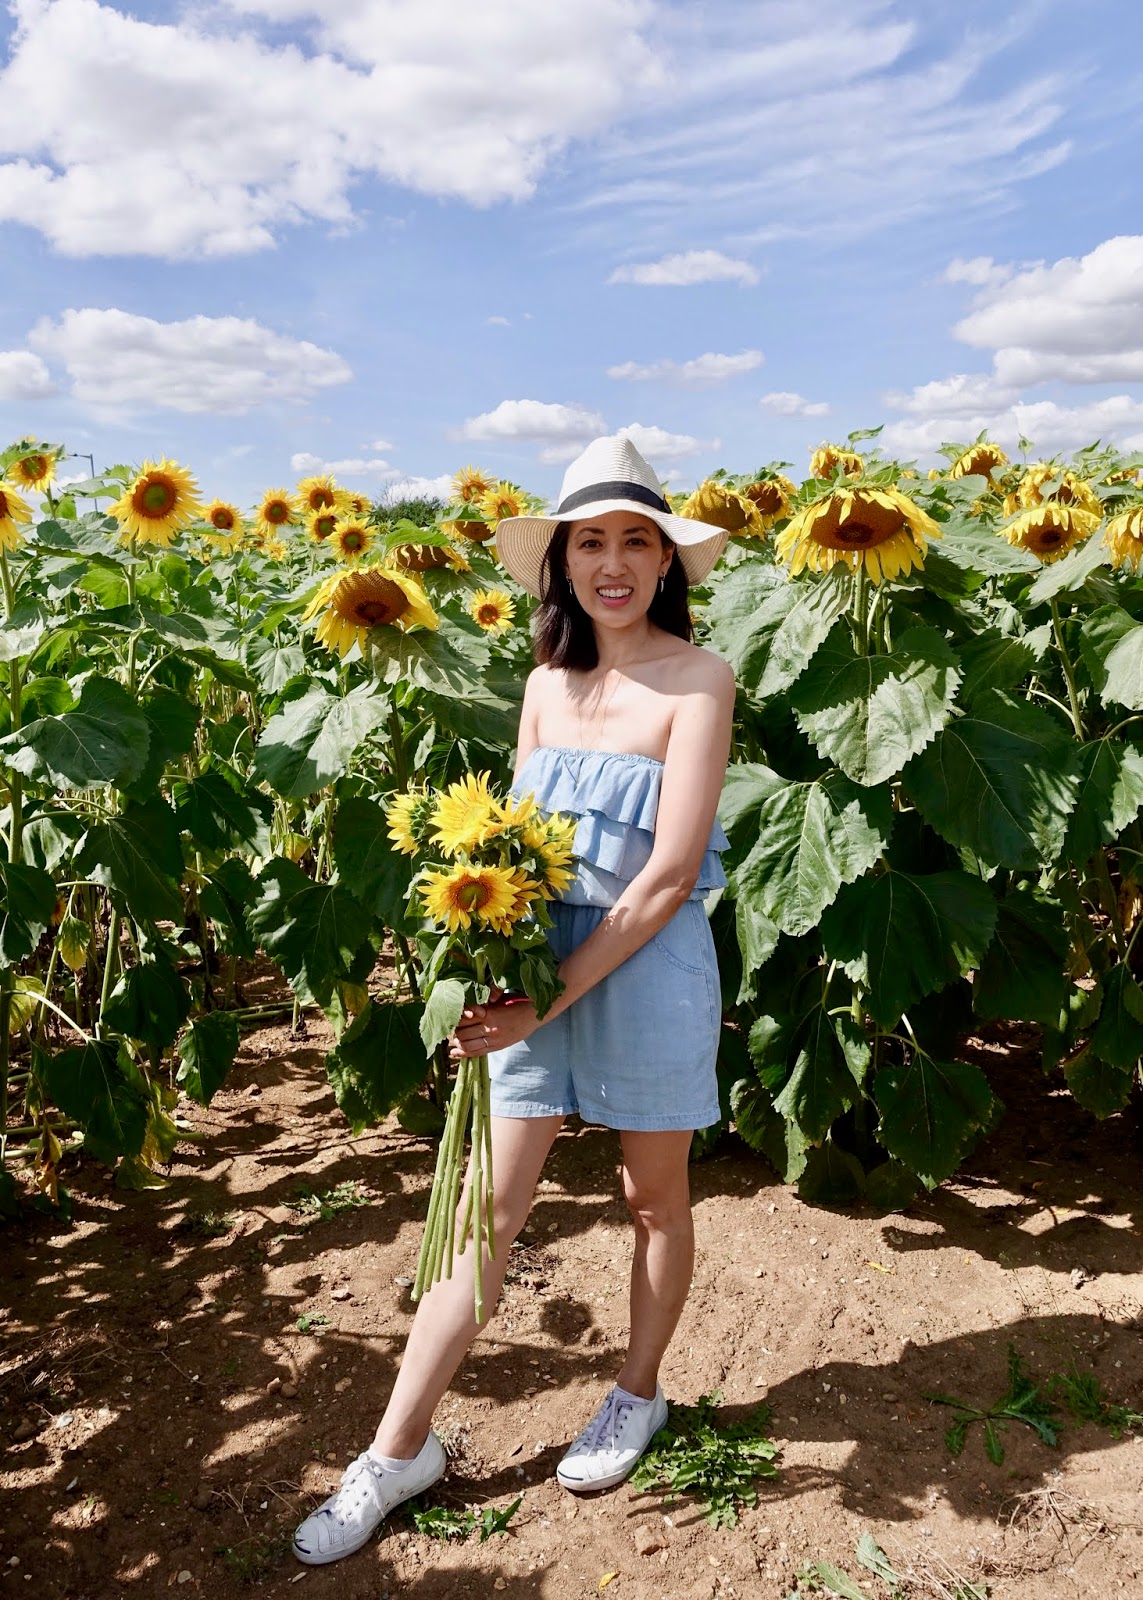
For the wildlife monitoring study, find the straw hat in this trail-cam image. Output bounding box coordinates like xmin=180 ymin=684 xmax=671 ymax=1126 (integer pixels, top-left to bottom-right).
xmin=493 ymin=435 xmax=729 ymax=597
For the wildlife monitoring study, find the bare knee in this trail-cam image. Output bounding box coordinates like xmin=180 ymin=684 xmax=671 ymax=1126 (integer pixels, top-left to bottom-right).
xmin=621 ymin=1170 xmax=692 ymax=1237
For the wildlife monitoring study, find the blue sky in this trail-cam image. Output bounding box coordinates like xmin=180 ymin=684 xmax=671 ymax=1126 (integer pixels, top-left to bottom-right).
xmin=1 ymin=0 xmax=1142 ymax=509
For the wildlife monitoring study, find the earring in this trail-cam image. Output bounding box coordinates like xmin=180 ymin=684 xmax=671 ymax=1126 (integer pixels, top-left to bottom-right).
xmin=658 ymin=575 xmax=665 ymax=594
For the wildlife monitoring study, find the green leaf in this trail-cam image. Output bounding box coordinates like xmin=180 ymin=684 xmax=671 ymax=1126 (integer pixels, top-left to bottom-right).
xmin=331 ymin=796 xmax=412 ymax=926
xmin=789 ymin=624 xmax=960 ymax=786
xmin=855 ymin=1533 xmax=902 ymax=1586
xmin=820 ymin=869 xmax=997 ymax=1026
xmin=938 ymin=521 xmax=1040 ymax=577
xmin=864 ymin=1159 xmax=921 ymax=1212
xmin=244 ymin=635 xmax=306 ymax=695
xmin=735 ymin=767 xmax=894 ymax=936
xmin=0 ymin=860 xmax=57 ymax=966
xmin=199 ymin=857 xmax=258 ymax=957
xmin=804 ymin=1561 xmax=870 ymax=1600
xmin=733 ymin=897 xmax=780 ymax=1004
xmin=1064 ymin=739 xmax=1143 ymax=864
xmin=76 ymin=797 xmax=185 ymax=924
xmin=420 ymin=977 xmax=466 ymax=1053
xmin=122 ymin=687 xmax=201 ymax=799
xmin=983 ymin=1418 xmax=1005 ymax=1465
xmin=956 ymin=624 xmax=1051 ymax=708
xmin=973 ymin=890 xmax=1069 ymax=1026
xmin=172 ymin=769 xmax=273 ymax=857
xmin=21 ymin=810 xmax=84 ymax=875
xmin=1081 ymin=606 xmax=1143 ymax=711
xmin=366 ymin=622 xmax=489 ymax=696
xmin=421 ymin=686 xmax=519 ymax=748
xmin=797 ymin=1142 xmax=865 ymax=1208
xmin=773 ymin=1010 xmax=868 ymax=1142
xmin=247 ymin=859 xmax=376 ymax=1008
xmin=1027 ymin=533 xmax=1109 ymax=603
xmin=1063 ymin=1049 xmax=1134 ymax=1119
xmin=730 ymin=1075 xmax=809 ymax=1182
xmin=176 ymin=1012 xmax=241 ymax=1107
xmin=36 ymin=1039 xmax=148 ymax=1165
xmin=325 ymin=999 xmax=429 ymax=1133
xmin=104 ymin=957 xmax=190 ymax=1051
xmin=874 ymin=1049 xmax=999 ymax=1187
xmin=0 ymin=676 xmax=150 ymax=789
xmin=253 ymin=682 xmax=390 ymax=798
xmin=396 ymin=1092 xmax=447 ymax=1135
xmin=0 ymin=618 xmax=45 ymax=662
xmin=903 ymin=691 xmax=1079 ymax=870
xmin=1090 ymin=963 xmax=1143 ymax=1068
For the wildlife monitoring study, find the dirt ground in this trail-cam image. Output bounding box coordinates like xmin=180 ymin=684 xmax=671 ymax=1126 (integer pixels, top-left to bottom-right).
xmin=2 ymin=969 xmax=1142 ymax=1600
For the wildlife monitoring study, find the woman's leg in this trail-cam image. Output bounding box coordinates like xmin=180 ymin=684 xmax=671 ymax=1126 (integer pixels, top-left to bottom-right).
xmin=372 ymin=1112 xmax=564 ymax=1458
xmin=614 ymin=1128 xmax=695 ymax=1399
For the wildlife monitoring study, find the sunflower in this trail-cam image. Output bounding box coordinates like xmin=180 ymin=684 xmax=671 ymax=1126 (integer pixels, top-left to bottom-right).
xmin=1107 ymin=467 xmax=1143 ymax=486
xmin=1001 ymin=503 xmax=1099 ymax=564
xmin=497 ymin=790 xmax=542 ymax=832
xmin=522 ymin=813 xmax=578 ymax=900
xmin=420 ymin=861 xmax=524 ymax=933
xmin=743 ymin=474 xmax=796 ymax=530
xmin=110 ymin=458 xmax=202 ymax=547
xmin=6 ymin=444 xmax=59 ymax=496
xmin=1017 ymin=464 xmax=1102 ymax=518
xmin=430 ymin=771 xmax=501 ymax=856
xmin=445 ymin=515 xmax=496 ymax=544
xmin=0 ymin=483 xmax=33 ymax=552
xmin=307 ymin=509 xmax=337 ymax=543
xmin=680 ymin=480 xmax=760 ymax=536
xmin=296 ymin=473 xmax=340 ymax=514
xmin=949 ymin=442 xmax=1009 ymax=480
xmin=201 ymin=499 xmax=245 ymax=549
xmin=302 ymin=564 xmax=438 ymax=656
xmin=453 ymin=465 xmax=494 ymax=505
xmin=478 ymin=481 xmax=526 ymax=525
xmin=469 ymin=588 xmax=515 ymax=633
xmin=1103 ymin=506 xmax=1143 ymax=571
xmin=335 ymin=520 xmax=374 ymax=563
xmin=810 ymin=444 xmax=863 ymax=480
xmin=343 ymin=491 xmax=372 ymax=518
xmin=255 ymin=488 xmax=300 ymax=539
xmin=386 ymin=786 xmax=435 ymax=855
xmin=775 ymin=486 xmax=940 ymax=583
xmin=393 ymin=541 xmax=452 ymax=572
xmin=263 ymin=538 xmax=288 ymax=562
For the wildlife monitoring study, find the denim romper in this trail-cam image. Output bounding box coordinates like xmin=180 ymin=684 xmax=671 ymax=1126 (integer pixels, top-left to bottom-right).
xmin=487 ymin=745 xmax=728 ymax=1132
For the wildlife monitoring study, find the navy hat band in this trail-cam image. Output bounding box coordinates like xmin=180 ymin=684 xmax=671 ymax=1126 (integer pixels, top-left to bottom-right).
xmin=554 ymin=479 xmax=670 ymax=517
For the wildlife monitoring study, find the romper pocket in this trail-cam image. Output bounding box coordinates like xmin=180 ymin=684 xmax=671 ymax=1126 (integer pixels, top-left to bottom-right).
xmin=650 ymin=899 xmax=707 ymax=975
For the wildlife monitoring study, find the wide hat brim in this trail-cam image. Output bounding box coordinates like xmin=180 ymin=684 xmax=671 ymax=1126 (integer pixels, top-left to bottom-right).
xmin=493 ymin=497 xmax=730 ymax=598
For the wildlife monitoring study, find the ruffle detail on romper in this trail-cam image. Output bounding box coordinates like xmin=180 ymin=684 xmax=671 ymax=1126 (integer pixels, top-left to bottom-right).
xmin=512 ymin=745 xmax=728 ymax=906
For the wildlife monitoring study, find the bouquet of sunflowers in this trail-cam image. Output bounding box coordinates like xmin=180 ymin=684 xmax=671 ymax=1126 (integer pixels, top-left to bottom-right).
xmin=386 ymin=772 xmax=577 ymax=1321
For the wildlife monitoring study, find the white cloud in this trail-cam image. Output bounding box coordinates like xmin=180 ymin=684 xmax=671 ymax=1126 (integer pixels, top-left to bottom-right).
xmin=607 ymin=349 xmax=763 ymax=385
xmin=290 ymin=452 xmax=395 ymax=478
xmin=378 ymin=473 xmax=455 ymax=503
xmin=363 ymin=438 xmax=393 ymax=452
xmin=884 ymin=372 xmax=1020 ymax=418
xmin=460 ymin=398 xmax=606 ymax=444
xmin=0 ymin=0 xmax=661 ymax=258
xmin=941 ymin=256 xmax=1015 ymax=289
xmin=485 ymin=315 xmax=511 ymax=327
xmin=608 ymin=250 xmax=759 ymax=287
xmin=26 ymin=308 xmax=351 ymax=416
xmin=759 ymin=390 xmax=830 ymax=418
xmin=882 ymin=394 xmax=1143 ymax=459
xmin=615 ymin=423 xmax=716 ymax=459
xmin=0 ymin=350 xmax=55 ymax=401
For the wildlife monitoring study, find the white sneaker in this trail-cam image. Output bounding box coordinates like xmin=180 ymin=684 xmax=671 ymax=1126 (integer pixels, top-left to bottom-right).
xmin=292 ymin=1431 xmax=446 ymax=1565
xmin=556 ymin=1383 xmax=668 ymax=1493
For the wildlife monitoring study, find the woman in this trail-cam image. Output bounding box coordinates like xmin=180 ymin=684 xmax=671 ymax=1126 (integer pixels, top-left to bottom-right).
xmin=294 ymin=434 xmax=734 ymax=1565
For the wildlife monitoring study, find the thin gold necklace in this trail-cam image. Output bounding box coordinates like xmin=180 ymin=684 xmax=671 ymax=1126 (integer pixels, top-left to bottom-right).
xmin=575 ymin=666 xmax=621 ymax=750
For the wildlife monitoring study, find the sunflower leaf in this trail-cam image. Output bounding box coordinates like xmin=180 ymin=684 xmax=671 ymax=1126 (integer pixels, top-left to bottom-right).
xmin=956 ymin=624 xmax=1052 ymax=708
xmin=1062 ymin=1048 xmax=1135 ymax=1118
xmin=789 ymin=623 xmax=960 ymax=786
xmin=873 ymin=1048 xmax=999 ymax=1188
xmin=1089 ymin=963 xmax=1143 ymax=1069
xmin=1063 ymin=738 xmax=1143 ymax=864
xmin=1026 ymin=533 xmax=1110 ymax=603
xmin=0 ymin=676 xmax=151 ymax=790
xmin=75 ymin=797 xmax=185 ymax=925
xmin=902 ymin=690 xmax=1080 ymax=870
xmin=796 ymin=1141 xmax=865 ymax=1208
xmin=0 ymin=860 xmax=58 ymax=967
xmin=247 ymin=858 xmax=377 ymax=1009
xmin=772 ymin=1009 xmax=868 ymax=1143
xmin=176 ymin=1012 xmax=241 ymax=1107
xmin=367 ymin=621 xmax=489 ymax=696
xmin=35 ymin=1039 xmax=149 ymax=1167
xmin=820 ymin=868 xmax=997 ymax=1027
xmin=1080 ymin=606 xmax=1143 ymax=711
xmin=973 ymin=888 xmax=1069 ymax=1026
xmin=253 ymin=681 xmax=390 ymax=798
xmin=326 ymin=998 xmax=429 ymax=1133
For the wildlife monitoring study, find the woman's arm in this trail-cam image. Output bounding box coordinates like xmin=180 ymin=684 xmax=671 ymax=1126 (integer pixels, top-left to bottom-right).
xmin=511 ymin=665 xmax=544 ymax=783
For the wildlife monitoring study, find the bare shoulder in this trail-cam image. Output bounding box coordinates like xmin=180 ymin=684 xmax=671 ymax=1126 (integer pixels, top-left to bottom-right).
xmin=659 ymin=638 xmax=735 ymax=700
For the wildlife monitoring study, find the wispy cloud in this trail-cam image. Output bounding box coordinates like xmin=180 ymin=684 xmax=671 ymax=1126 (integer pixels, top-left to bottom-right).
xmin=759 ymin=391 xmax=829 ymax=418
xmin=608 ymin=250 xmax=759 ymax=287
xmin=290 ymin=452 xmax=395 ymax=479
xmin=459 ymin=398 xmax=606 ymax=444
xmin=0 ymin=350 xmax=55 ymax=401
xmin=608 ymin=349 xmax=763 ymax=384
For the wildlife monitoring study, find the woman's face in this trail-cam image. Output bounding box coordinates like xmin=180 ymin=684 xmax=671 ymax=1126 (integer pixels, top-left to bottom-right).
xmin=563 ymin=509 xmax=672 ymax=626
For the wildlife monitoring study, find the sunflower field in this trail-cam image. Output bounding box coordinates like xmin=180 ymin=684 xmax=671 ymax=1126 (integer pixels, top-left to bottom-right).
xmin=1 ymin=428 xmax=1141 ymax=1217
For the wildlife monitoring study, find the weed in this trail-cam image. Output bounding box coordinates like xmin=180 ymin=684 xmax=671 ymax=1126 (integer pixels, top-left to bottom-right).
xmin=174 ymin=1209 xmax=235 ymax=1239
xmin=221 ymin=1357 xmax=240 ymax=1377
xmin=785 ymin=1532 xmax=988 ymax=1600
xmin=218 ymin=1529 xmax=292 ymax=1584
xmin=925 ymin=1346 xmax=1060 ymax=1464
xmin=294 ymin=1311 xmax=331 ymax=1334
xmin=290 ymin=1181 xmax=369 ymax=1223
xmin=628 ymin=1389 xmax=779 ymax=1528
xmin=1049 ymin=1365 xmax=1143 ymax=1438
xmin=409 ymin=1494 xmax=522 ymax=1542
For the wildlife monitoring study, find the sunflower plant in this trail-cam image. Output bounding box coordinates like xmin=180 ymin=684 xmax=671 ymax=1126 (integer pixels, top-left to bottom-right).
xmin=385 ymin=772 xmax=574 ymax=1321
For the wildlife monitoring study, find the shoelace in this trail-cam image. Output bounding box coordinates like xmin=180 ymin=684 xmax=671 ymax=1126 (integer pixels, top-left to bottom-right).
xmin=574 ymin=1390 xmax=635 ymax=1456
xmin=326 ymin=1454 xmax=382 ymax=1524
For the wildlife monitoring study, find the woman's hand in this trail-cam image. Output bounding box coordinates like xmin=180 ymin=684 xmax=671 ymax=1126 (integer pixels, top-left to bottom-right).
xmin=449 ymin=995 xmax=539 ymax=1060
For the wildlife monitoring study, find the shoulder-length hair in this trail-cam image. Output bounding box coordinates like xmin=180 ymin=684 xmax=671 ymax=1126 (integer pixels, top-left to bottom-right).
xmin=531 ymin=521 xmax=693 ymax=671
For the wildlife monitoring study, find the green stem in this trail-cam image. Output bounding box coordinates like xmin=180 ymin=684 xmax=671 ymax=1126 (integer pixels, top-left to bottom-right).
xmin=0 ymin=968 xmax=12 ymax=1172
xmin=388 ymin=707 xmax=409 ymax=789
xmin=96 ymin=907 xmax=121 ymax=1039
xmin=0 ymin=549 xmax=24 ymax=864
xmin=1050 ymin=597 xmax=1084 ymax=740
xmin=853 ymin=560 xmax=869 ymax=656
xmin=1093 ymin=849 xmax=1129 ymax=959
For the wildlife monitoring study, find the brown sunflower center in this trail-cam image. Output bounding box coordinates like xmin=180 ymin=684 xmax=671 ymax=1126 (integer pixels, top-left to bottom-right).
xmin=310 ymin=488 xmax=335 ymax=510
xmin=454 ymin=877 xmax=490 ymax=912
xmin=314 ymin=515 xmax=337 ymax=539
xmin=746 ymin=481 xmax=784 ymax=514
xmin=477 ymin=604 xmax=500 ymax=625
xmin=265 ymin=499 xmax=290 ymax=524
xmin=136 ymin=476 xmax=177 ymax=517
xmin=0 ymin=490 xmax=10 ymax=517
xmin=341 ymin=529 xmax=367 ymax=553
xmin=20 ymin=454 xmax=47 ymax=482
xmin=211 ymin=507 xmax=235 ymax=530
xmin=340 ymin=573 xmax=409 ymax=629
xmin=1036 ymin=529 xmax=1062 ymax=548
xmin=1054 ymin=483 xmax=1075 ymax=504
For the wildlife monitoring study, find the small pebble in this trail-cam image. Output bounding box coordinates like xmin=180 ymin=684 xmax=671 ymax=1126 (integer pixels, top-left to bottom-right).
xmin=177 ymin=1572 xmax=193 ymax=1585
xmin=331 ymin=1287 xmax=352 ymax=1302
xmin=280 ymin=1382 xmax=298 ymax=1399
xmin=266 ymin=1377 xmax=282 ymax=1394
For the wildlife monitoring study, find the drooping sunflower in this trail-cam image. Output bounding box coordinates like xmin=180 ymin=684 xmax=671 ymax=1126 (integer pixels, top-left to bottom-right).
xmin=774 ymin=486 xmax=940 ymax=583
xmin=110 ymin=458 xmax=203 ymax=547
xmin=445 ymin=515 xmax=495 ymax=544
xmin=949 ymin=442 xmax=1009 ymax=480
xmin=810 ymin=444 xmax=864 ymax=480
xmin=308 ymin=508 xmax=340 ymax=543
xmin=420 ymin=861 xmax=526 ymax=934
xmin=430 ymin=771 xmax=502 ymax=856
xmin=743 ymin=474 xmax=796 ymax=531
xmin=393 ymin=541 xmax=451 ymax=572
xmin=296 ymin=473 xmax=340 ymax=514
xmin=453 ymin=465 xmax=494 ymax=505
xmin=469 ymin=588 xmax=515 ymax=633
xmin=302 ymin=564 xmax=438 ymax=656
xmin=479 ymin=481 xmax=526 ymax=525
xmin=1107 ymin=466 xmax=1143 ymax=486
xmin=386 ymin=786 xmax=435 ymax=855
xmin=0 ymin=483 xmax=33 ymax=551
xmin=335 ymin=520 xmax=374 ymax=563
xmin=256 ymin=488 xmax=300 ymax=539
xmin=202 ymin=499 xmax=245 ymax=549
xmin=6 ymin=444 xmax=59 ymax=496
xmin=680 ymin=480 xmax=761 ymax=537
xmin=1103 ymin=505 xmax=1143 ymax=571
xmin=1016 ymin=463 xmax=1102 ymax=518
xmin=1001 ymin=503 xmax=1099 ymax=564
xmin=522 ymin=813 xmax=578 ymax=900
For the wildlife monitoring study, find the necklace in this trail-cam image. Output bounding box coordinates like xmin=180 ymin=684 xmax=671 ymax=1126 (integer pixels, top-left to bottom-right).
xmin=574 ymin=666 xmax=621 ymax=750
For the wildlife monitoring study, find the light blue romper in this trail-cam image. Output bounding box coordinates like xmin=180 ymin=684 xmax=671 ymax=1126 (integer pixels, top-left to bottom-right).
xmin=487 ymin=746 xmax=728 ymax=1132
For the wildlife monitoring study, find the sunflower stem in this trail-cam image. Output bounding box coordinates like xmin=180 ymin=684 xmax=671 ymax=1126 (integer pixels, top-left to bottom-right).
xmin=388 ymin=707 xmax=409 ymax=789
xmin=852 ymin=559 xmax=869 ymax=655
xmin=1094 ymin=849 xmax=1129 ymax=960
xmin=1049 ymin=597 xmax=1084 ymax=739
